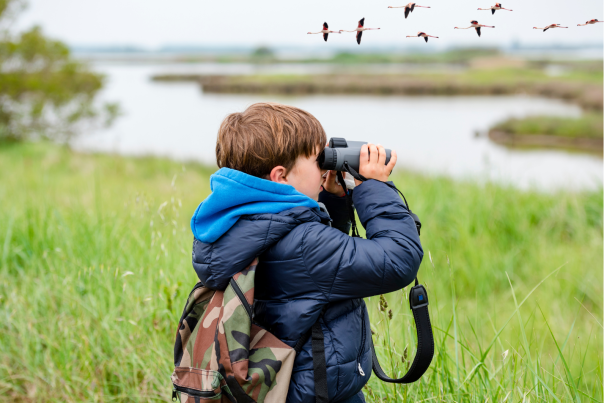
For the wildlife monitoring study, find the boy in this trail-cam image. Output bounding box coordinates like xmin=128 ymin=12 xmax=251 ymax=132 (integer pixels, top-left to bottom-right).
xmin=190 ymin=103 xmax=423 ymax=403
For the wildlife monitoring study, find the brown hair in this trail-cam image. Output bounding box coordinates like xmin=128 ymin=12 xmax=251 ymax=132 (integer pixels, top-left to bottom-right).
xmin=216 ymin=102 xmax=327 ymax=178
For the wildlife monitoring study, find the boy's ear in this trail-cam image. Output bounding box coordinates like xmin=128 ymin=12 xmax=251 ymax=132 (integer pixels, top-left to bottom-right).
xmin=269 ymin=166 xmax=289 ymax=184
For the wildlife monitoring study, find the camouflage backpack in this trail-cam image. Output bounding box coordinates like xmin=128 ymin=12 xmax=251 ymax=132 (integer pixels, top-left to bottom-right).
xmin=171 ymin=258 xmax=296 ymax=403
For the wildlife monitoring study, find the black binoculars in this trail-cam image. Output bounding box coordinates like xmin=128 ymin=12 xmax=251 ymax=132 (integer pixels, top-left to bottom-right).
xmin=320 ymin=138 xmax=420 ymax=236
xmin=318 ymin=138 xmax=392 ymax=173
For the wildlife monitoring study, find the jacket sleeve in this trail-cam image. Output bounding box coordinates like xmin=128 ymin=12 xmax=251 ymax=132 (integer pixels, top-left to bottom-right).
xmin=301 ymin=180 xmax=423 ymax=302
xmin=318 ymin=189 xmax=351 ymax=235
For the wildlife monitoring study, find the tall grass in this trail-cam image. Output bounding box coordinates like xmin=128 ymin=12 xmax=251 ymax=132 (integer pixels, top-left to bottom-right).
xmin=0 ymin=143 xmax=601 ymax=402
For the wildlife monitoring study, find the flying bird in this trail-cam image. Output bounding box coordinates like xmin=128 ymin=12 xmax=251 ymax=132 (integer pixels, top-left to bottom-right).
xmin=340 ymin=18 xmax=381 ymax=45
xmin=406 ymin=31 xmax=439 ymax=42
xmin=577 ymin=19 xmax=603 ymax=26
xmin=388 ymin=3 xmax=431 ymax=19
xmin=454 ymin=20 xmax=495 ymax=37
xmin=307 ymin=22 xmax=341 ymax=41
xmin=478 ymin=3 xmax=512 ymax=14
xmin=533 ymin=23 xmax=568 ymax=32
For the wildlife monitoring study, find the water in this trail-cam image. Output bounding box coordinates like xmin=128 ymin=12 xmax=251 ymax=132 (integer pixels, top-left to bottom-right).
xmin=86 ymin=60 xmax=465 ymax=75
xmin=75 ymin=63 xmax=603 ymax=192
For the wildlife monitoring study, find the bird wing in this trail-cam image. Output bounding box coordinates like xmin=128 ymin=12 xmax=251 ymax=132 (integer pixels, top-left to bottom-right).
xmin=323 ymin=22 xmax=328 ymax=30
xmin=324 ymin=32 xmax=328 ymax=41
xmin=410 ymin=4 xmax=415 ymax=12
xmin=491 ymin=8 xmax=495 ymax=15
xmin=405 ymin=6 xmax=411 ymax=18
xmin=358 ymin=18 xmax=365 ymax=27
xmin=424 ymin=36 xmax=428 ymax=42
xmin=356 ymin=30 xmax=363 ymax=44
xmin=476 ymin=26 xmax=481 ymax=36
xmin=543 ymin=27 xmax=549 ymax=31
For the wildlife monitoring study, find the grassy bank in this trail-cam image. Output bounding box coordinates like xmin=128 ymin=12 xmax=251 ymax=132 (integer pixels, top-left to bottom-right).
xmin=153 ymin=67 xmax=603 ymax=111
xmin=492 ymin=114 xmax=603 ymax=139
xmin=0 ymin=143 xmax=602 ymax=402
xmin=488 ymin=114 xmax=603 ymax=152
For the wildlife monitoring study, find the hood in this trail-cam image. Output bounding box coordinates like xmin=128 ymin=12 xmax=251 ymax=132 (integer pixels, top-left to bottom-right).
xmin=192 ymin=206 xmax=330 ymax=290
xmin=191 ymin=167 xmax=319 ymax=243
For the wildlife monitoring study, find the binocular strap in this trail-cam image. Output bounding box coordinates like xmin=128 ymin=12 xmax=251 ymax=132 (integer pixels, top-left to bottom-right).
xmin=336 ymin=170 xmax=360 ymax=237
xmin=317 ymin=170 xmax=432 ymax=395
xmin=337 ymin=165 xmax=421 ymax=236
xmin=295 ymin=287 xmax=433 ymax=403
xmin=370 ymin=281 xmax=435 ymax=383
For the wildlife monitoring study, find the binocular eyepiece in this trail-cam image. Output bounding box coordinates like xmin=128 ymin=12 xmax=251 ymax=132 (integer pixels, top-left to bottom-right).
xmin=318 ymin=138 xmax=392 ymax=173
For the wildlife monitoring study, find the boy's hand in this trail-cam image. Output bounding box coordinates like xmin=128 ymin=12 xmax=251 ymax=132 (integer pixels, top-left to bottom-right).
xmin=356 ymin=144 xmax=397 ymax=186
xmin=323 ymin=170 xmax=346 ymax=196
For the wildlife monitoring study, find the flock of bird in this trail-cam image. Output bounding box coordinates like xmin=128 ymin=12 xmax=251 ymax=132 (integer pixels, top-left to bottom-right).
xmin=307 ymin=3 xmax=602 ymax=44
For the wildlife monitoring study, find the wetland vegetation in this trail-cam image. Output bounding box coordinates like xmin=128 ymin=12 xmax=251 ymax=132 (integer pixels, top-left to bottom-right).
xmin=0 ymin=143 xmax=601 ymax=402
xmin=489 ymin=114 xmax=603 ymax=152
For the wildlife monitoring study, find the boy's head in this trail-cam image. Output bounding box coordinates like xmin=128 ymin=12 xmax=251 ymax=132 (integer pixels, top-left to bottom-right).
xmin=216 ymin=102 xmax=328 ymax=200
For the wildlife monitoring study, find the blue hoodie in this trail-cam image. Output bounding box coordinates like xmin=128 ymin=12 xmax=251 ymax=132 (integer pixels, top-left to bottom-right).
xmin=190 ymin=168 xmax=319 ymax=243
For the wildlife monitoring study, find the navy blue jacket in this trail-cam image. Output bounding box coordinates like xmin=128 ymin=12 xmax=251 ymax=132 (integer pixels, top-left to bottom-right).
xmin=192 ymin=180 xmax=423 ymax=403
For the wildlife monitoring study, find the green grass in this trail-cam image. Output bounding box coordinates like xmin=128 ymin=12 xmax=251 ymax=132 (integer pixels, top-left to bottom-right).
xmin=0 ymin=143 xmax=602 ymax=402
xmin=195 ymin=66 xmax=603 ymax=86
xmin=456 ymin=67 xmax=603 ymax=85
xmin=492 ymin=114 xmax=604 ymax=139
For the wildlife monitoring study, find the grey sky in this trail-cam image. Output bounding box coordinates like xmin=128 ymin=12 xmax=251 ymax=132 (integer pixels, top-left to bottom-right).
xmin=15 ymin=0 xmax=604 ymax=49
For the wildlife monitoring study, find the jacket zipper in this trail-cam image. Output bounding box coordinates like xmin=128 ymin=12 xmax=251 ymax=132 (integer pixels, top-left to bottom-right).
xmin=173 ymin=384 xmax=219 ymax=398
xmin=356 ymin=307 xmax=367 ymax=376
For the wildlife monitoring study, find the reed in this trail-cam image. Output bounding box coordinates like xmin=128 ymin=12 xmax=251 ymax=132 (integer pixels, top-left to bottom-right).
xmin=0 ymin=143 xmax=601 ymax=402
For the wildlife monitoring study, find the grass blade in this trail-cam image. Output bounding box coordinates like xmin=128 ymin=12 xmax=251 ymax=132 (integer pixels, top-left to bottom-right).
xmin=538 ymin=305 xmax=581 ymax=403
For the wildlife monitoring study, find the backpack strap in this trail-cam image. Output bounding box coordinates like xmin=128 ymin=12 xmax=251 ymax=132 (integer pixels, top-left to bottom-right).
xmin=370 ymin=278 xmax=434 ymax=383
xmin=230 ymin=278 xmax=252 ymax=320
xmin=293 ymin=307 xmax=329 ymax=403
xmin=311 ymin=318 xmax=329 ymax=403
xmin=293 ymin=332 xmax=310 ymax=354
